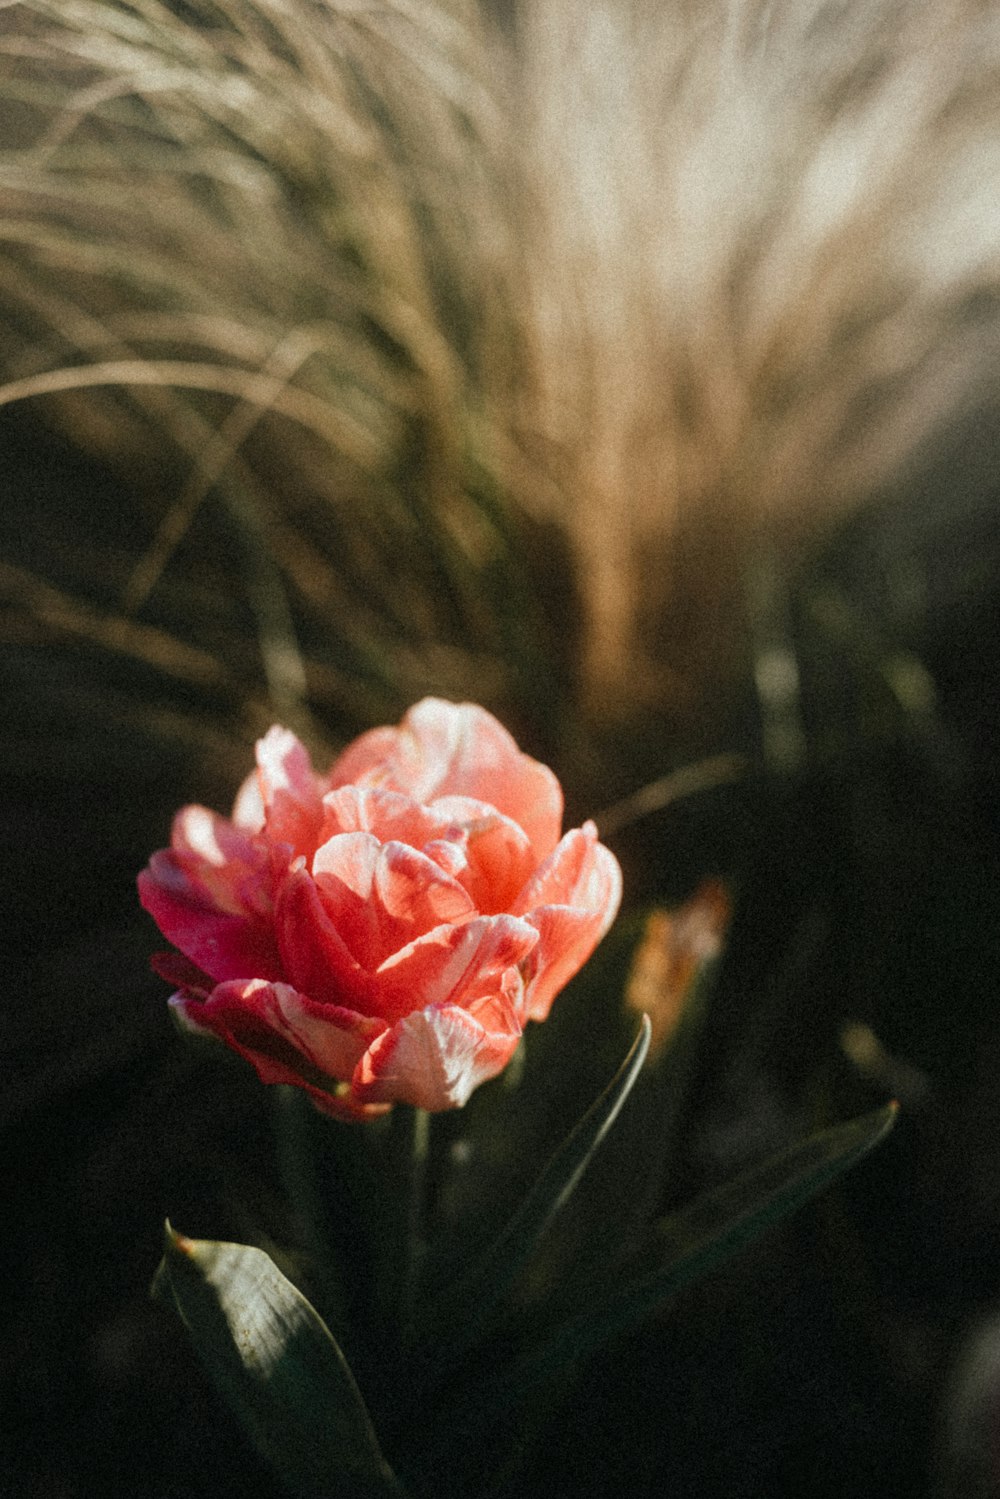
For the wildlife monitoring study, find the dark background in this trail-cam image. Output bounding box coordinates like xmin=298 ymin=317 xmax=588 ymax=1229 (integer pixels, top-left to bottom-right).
xmin=4 ymin=390 xmax=1000 ymax=1498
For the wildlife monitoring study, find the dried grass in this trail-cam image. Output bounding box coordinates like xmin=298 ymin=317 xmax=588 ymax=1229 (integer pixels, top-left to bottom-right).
xmin=1 ymin=0 xmax=999 ymax=778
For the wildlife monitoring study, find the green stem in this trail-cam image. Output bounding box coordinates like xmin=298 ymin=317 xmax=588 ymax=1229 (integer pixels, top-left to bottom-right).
xmin=273 ymin=1086 xmax=356 ymax=1331
xmin=387 ymin=1103 xmax=430 ymax=1344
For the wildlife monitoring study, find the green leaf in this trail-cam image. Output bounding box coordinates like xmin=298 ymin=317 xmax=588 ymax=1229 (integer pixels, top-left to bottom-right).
xmin=468 ymin=1101 xmax=898 ymax=1411
xmin=154 ymin=1225 xmax=406 ymax=1499
xmin=416 ymin=1015 xmax=651 ymax=1361
xmin=639 ymin=1098 xmax=899 ymax=1299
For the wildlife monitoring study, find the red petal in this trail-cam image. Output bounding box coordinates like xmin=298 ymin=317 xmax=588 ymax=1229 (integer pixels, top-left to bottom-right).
xmin=231 ymin=769 xmax=265 ymax=831
xmin=323 ymin=785 xmax=537 ymax=914
xmin=137 ymin=806 xmax=283 ymax=982
xmin=325 ymin=725 xmax=399 ymax=787
xmin=320 ymin=785 xmax=446 ymax=847
xmin=170 ymin=805 xmax=276 ymax=912
xmin=513 ymin=822 xmax=622 ymax=919
xmin=172 ymin=979 xmax=387 ymax=1116
xmin=150 ymin=950 xmax=213 ymax=996
xmin=374 ymin=840 xmax=474 ymax=929
xmin=353 ymin=1000 xmax=522 ymax=1110
xmin=429 ymin=796 xmax=536 ymax=913
xmin=274 ymin=865 xmax=372 ymax=1010
xmin=311 ymin=1091 xmax=393 ymax=1123
xmin=517 ymin=905 xmax=605 ymax=1021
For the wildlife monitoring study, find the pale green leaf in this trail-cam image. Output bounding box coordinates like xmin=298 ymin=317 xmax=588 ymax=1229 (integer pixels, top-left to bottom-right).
xmin=155 ymin=1226 xmax=405 ymax=1499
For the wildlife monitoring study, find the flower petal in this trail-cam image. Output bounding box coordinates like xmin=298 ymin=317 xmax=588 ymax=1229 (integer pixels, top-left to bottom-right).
xmin=329 ymin=698 xmax=563 ymax=861
xmin=137 ymin=806 xmax=283 ymax=982
xmin=231 ymin=768 xmax=265 ymax=832
xmin=322 ymin=785 xmax=472 ymax=881
xmin=373 ymin=913 xmax=536 ymax=1024
xmin=353 ymin=998 xmax=522 ymax=1111
xmin=324 ymin=725 xmax=400 ymax=789
xmin=323 ymin=786 xmax=537 ymax=913
xmin=513 ymin=821 xmax=622 ymax=919
xmin=312 ymin=833 xmax=475 ymax=970
xmin=255 ymin=726 xmax=326 ymax=857
xmin=274 ymin=865 xmax=371 ymax=1010
xmin=150 ymin=950 xmax=212 ymax=995
xmin=321 ymin=785 xmax=447 ymax=847
xmin=172 ymin=978 xmax=388 ymax=1119
xmin=514 ymin=823 xmax=623 ymax=1021
xmin=429 ymin=796 xmax=536 ymax=913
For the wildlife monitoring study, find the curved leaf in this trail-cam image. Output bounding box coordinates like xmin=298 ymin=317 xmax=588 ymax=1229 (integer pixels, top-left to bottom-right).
xmin=154 ymin=1225 xmax=405 ymax=1499
xmin=466 ymin=1101 xmax=898 ymax=1412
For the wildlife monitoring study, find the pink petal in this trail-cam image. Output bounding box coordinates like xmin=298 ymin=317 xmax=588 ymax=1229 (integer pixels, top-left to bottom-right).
xmin=309 ymin=831 xmax=382 ymax=969
xmin=322 ymin=785 xmax=472 ymax=882
xmin=429 ymin=796 xmax=536 ymax=913
xmin=320 ymin=785 xmax=447 ymax=847
xmin=329 ymin=698 xmax=564 ymax=862
xmin=137 ymin=806 xmax=283 ymax=982
xmin=255 ymin=726 xmax=326 ymax=857
xmin=231 ymin=768 xmax=265 ymax=832
xmin=516 ymin=905 xmax=608 ymax=1021
xmin=323 ymin=786 xmax=536 ymax=913
xmin=374 ymin=840 xmax=474 ymax=928
xmin=311 ymin=1091 xmax=393 ymax=1123
xmin=353 ymin=998 xmax=522 ymax=1111
xmin=373 ymin=913 xmax=537 ymax=1024
xmin=172 ymin=978 xmax=388 ymax=1118
xmin=422 ymin=838 xmax=467 ymax=880
xmin=513 ymin=822 xmax=622 ymax=920
xmin=514 ymin=824 xmax=623 ymax=1021
xmin=324 ymin=725 xmax=400 ymax=788
xmin=312 ymin=833 xmax=475 ymax=970
xmin=169 ymin=805 xmax=275 ymax=909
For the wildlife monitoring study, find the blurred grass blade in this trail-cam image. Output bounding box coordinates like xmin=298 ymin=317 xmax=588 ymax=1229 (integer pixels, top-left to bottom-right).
xmin=472 ymin=1102 xmax=898 ymax=1412
xmin=154 ymin=1224 xmax=406 ymax=1499
xmin=419 ymin=1014 xmax=651 ymax=1356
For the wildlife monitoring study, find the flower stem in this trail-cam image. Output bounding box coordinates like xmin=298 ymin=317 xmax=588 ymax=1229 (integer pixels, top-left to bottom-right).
xmin=273 ymin=1086 xmax=353 ymax=1328
xmin=388 ymin=1103 xmax=430 ymax=1343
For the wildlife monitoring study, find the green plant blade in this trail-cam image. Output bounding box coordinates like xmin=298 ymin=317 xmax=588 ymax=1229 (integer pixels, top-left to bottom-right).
xmin=468 ymin=1100 xmax=898 ymax=1412
xmin=154 ymin=1225 xmax=405 ymax=1499
xmin=418 ymin=1014 xmax=652 ymax=1358
xmin=643 ymin=1098 xmax=898 ymax=1295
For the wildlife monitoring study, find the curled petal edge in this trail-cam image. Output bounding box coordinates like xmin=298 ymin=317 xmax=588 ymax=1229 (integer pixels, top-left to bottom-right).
xmin=354 ymin=992 xmax=523 ymax=1111
xmin=516 ymin=832 xmax=623 ymax=1021
xmin=171 ymin=979 xmax=390 ymax=1121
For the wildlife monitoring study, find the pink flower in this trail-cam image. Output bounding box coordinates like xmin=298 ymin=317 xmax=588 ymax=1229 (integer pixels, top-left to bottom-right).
xmin=139 ymin=698 xmax=622 ymax=1119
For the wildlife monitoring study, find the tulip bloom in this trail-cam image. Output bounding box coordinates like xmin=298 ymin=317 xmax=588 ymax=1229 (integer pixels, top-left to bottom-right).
xmin=139 ymin=698 xmax=622 ymax=1118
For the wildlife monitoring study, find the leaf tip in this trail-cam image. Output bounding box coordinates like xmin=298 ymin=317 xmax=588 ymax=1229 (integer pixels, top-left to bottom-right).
xmin=164 ymin=1219 xmax=195 ymax=1258
xmin=630 ymin=1011 xmax=652 ymax=1069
